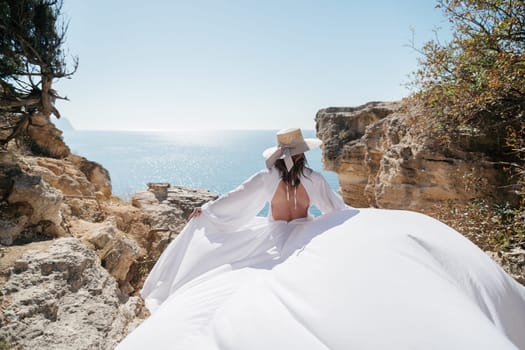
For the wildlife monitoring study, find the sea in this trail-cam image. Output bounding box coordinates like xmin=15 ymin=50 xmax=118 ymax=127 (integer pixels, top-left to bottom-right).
xmin=61 ymin=129 xmax=341 ymax=216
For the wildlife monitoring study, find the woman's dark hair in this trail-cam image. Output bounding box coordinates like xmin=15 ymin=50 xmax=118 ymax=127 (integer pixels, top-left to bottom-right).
xmin=274 ymin=153 xmax=310 ymax=187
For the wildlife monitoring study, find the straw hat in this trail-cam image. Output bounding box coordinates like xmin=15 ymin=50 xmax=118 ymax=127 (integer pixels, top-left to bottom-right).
xmin=262 ymin=128 xmax=322 ymax=170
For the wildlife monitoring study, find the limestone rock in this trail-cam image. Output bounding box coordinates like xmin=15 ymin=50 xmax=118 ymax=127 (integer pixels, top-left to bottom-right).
xmin=0 ymin=214 xmax=28 ymax=247
xmin=72 ymin=155 xmax=112 ymax=199
xmin=2 ymin=173 xmax=65 ymax=244
xmin=65 ymin=216 xmax=146 ymax=294
xmin=130 ymin=184 xmax=217 ymax=282
xmin=146 ymin=182 xmax=170 ymax=202
xmin=24 ymin=156 xmax=96 ymax=197
xmin=0 ymin=238 xmax=144 ymax=349
xmin=164 ymin=185 xmax=218 ymax=219
xmin=315 ymin=101 xmax=513 ymax=210
xmin=86 ymin=220 xmax=116 ymax=249
xmin=0 ymin=144 xmax=114 ymax=246
xmin=0 ymin=116 xmax=221 ymax=348
xmin=0 ymin=138 xmax=117 ymax=245
xmin=100 ymin=235 xmax=142 ymax=294
xmin=26 ymin=114 xmax=71 ymax=159
xmin=0 ymin=112 xmax=69 ymax=159
xmin=131 ymin=190 xmax=158 ymax=209
xmin=20 ymin=153 xmax=113 ymax=200
xmin=133 ymin=183 xmax=216 ymax=232
xmin=133 ymin=193 xmax=182 ymax=232
xmin=8 ymin=174 xmax=63 ymax=225
xmin=101 ymin=202 xmax=150 ymax=243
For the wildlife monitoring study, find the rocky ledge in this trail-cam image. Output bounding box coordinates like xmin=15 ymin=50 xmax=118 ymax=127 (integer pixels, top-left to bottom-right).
xmin=0 ymin=115 xmax=217 ymax=349
xmin=315 ymin=101 xmax=514 ymax=210
xmin=0 ymin=238 xmax=142 ymax=350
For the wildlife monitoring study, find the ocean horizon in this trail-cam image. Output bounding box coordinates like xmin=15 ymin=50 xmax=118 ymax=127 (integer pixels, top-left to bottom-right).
xmin=61 ymin=129 xmax=341 ymax=211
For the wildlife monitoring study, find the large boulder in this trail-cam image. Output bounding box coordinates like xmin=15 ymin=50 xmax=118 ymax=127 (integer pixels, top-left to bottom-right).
xmin=1 ymin=172 xmax=65 ymax=245
xmin=20 ymin=154 xmax=112 ymax=200
xmin=26 ymin=114 xmax=71 ymax=159
xmin=0 ymin=113 xmax=113 ymax=246
xmin=131 ymin=184 xmax=217 ymax=281
xmin=315 ymin=101 xmax=513 ymax=210
xmin=72 ymin=155 xmax=112 ymax=199
xmin=0 ymin=238 xmax=144 ymax=349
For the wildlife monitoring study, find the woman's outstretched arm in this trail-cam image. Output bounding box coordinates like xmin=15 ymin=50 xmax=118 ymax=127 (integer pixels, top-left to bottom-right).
xmin=304 ymin=170 xmax=349 ymax=214
xmin=194 ymin=168 xmax=276 ymax=229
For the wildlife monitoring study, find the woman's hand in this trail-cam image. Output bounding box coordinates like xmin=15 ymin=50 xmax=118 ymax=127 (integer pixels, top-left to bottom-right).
xmin=188 ymin=207 xmax=202 ymax=220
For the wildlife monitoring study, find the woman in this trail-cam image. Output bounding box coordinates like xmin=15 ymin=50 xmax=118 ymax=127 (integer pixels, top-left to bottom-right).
xmin=138 ymin=128 xmax=350 ymax=312
xmin=118 ymin=128 xmax=525 ymax=350
xmin=188 ymin=128 xmax=345 ymax=222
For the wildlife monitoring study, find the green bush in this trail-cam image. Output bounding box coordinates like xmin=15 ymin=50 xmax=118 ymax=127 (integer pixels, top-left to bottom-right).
xmin=411 ymin=0 xmax=525 ymax=263
xmin=411 ymin=0 xmax=524 ymax=194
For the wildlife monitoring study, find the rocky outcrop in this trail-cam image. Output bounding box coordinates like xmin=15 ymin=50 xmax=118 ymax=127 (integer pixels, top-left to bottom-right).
xmin=74 ymin=156 xmax=112 ymax=199
xmin=0 ymin=151 xmax=65 ymax=245
xmin=0 ymin=115 xmax=218 ymax=348
xmin=131 ymin=183 xmax=217 ymax=277
xmin=19 ymin=154 xmax=112 ymax=200
xmin=26 ymin=114 xmax=71 ymax=159
xmin=0 ymin=238 xmax=143 ymax=350
xmin=315 ymin=101 xmax=512 ymax=210
xmin=133 ymin=183 xmax=217 ymax=229
xmin=68 ymin=215 xmax=147 ymax=295
xmin=7 ymin=172 xmax=64 ymax=240
xmin=0 ymin=150 xmax=113 ymax=246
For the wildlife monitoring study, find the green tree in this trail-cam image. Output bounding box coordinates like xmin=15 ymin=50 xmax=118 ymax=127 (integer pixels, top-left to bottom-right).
xmin=411 ymin=0 xmax=525 ymax=253
xmin=0 ymin=0 xmax=77 ymax=145
xmin=412 ymin=0 xmax=524 ymax=162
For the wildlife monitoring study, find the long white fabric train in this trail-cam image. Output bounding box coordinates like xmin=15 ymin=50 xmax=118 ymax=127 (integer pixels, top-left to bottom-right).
xmin=117 ymin=167 xmax=525 ymax=350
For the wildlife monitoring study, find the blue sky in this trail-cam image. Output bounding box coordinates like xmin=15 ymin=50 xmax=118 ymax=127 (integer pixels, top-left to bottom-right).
xmin=55 ymin=1 xmax=451 ymax=130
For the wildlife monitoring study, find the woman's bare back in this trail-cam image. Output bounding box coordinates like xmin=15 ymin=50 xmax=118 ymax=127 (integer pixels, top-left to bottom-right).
xmin=271 ymin=180 xmax=310 ymax=221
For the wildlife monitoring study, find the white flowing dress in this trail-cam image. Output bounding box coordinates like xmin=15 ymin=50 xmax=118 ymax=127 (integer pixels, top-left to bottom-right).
xmin=117 ymin=167 xmax=525 ymax=350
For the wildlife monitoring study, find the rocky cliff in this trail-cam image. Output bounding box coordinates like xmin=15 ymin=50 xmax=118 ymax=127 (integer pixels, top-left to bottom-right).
xmin=0 ymin=238 xmax=143 ymax=350
xmin=315 ymin=101 xmax=512 ymax=210
xmin=0 ymin=115 xmax=217 ymax=349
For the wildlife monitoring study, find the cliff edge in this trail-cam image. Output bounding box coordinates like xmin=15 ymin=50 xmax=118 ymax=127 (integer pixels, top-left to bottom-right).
xmin=0 ymin=116 xmax=216 ymax=349
xmin=315 ymin=101 xmax=513 ymax=210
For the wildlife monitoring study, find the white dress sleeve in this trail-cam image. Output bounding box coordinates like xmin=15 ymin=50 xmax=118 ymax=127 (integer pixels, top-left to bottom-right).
xmin=141 ymin=168 xmax=278 ymax=312
xmin=302 ymin=169 xmax=348 ymax=214
xmin=200 ymin=168 xmax=274 ymax=229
